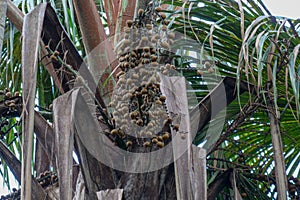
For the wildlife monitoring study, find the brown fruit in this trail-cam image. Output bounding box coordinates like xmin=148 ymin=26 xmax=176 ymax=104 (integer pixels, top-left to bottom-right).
xmin=153 ymin=34 xmax=160 ymax=40
xmin=155 ymin=7 xmax=162 ymax=12
xmin=124 ymin=62 xmax=130 ymax=68
xmin=165 ymin=63 xmax=171 ymax=69
xmin=157 ymin=141 xmax=165 ymax=148
xmin=126 ymin=141 xmax=133 ymax=147
xmin=159 ymin=95 xmax=166 ymax=102
xmin=197 ymin=69 xmax=203 ymax=76
xmin=166 ymin=118 xmax=173 ymax=124
xmin=151 ymin=62 xmax=159 ymax=67
xmin=158 ymin=136 xmax=163 ymax=141
xmin=204 ymin=61 xmax=211 ymax=68
xmin=207 ymin=68 xmax=214 ymax=73
xmin=8 ymin=102 xmax=16 ymax=109
xmin=143 ymin=141 xmax=151 ymax=147
xmin=118 ymin=129 xmax=125 ymax=137
xmin=141 ymin=88 xmax=148 ymax=94
xmin=126 ymin=78 xmax=133 ymax=85
xmin=124 ymin=54 xmax=130 ymax=60
xmin=137 ymin=119 xmax=144 ymax=126
xmin=143 ymin=59 xmax=150 ymax=64
xmin=138 ymin=9 xmax=144 ymax=16
xmin=14 ymin=91 xmax=20 ymax=97
xmin=162 ymin=132 xmax=170 ymax=140
xmin=151 ymin=38 xmax=157 ymax=43
xmin=156 ymin=100 xmax=163 ymax=105
xmin=152 ymin=138 xmax=158 ymax=144
xmin=143 ymin=47 xmax=150 ymax=52
xmin=168 ymin=32 xmax=175 ymax=39
xmin=53 ymin=50 xmax=60 ymax=56
xmin=130 ymin=111 xmax=137 ymax=119
xmin=146 ymin=24 xmax=152 ymax=30
xmin=50 ymin=54 xmax=58 ymax=61
xmin=126 ymin=20 xmax=133 ymax=27
xmin=141 ymin=36 xmax=148 ymax=42
xmin=123 ymin=39 xmax=131 ymax=46
xmin=173 ymin=124 xmax=180 ymax=131
xmin=98 ymin=116 xmax=104 ymax=121
xmin=161 ymin=25 xmax=167 ymax=31
xmin=162 ymin=69 xmax=168 ymax=75
xmin=146 ymin=131 xmax=152 ymax=137
xmin=132 ymin=73 xmax=139 ymax=79
xmin=143 ymin=52 xmax=151 ymax=58
xmin=161 ymin=41 xmax=170 ymax=49
xmin=111 ymin=129 xmax=118 ymax=135
xmin=131 ymin=50 xmax=137 ymax=57
xmin=150 ymin=55 xmax=157 ymax=61
xmin=5 ymin=92 xmax=12 ymax=98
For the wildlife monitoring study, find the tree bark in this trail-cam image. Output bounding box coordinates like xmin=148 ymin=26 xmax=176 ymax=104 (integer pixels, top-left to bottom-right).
xmin=267 ymin=96 xmax=288 ymax=200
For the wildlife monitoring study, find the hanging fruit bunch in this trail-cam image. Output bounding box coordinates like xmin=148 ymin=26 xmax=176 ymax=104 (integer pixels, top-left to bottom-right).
xmin=107 ymin=2 xmax=179 ymax=151
xmin=0 ymin=88 xmax=22 ymax=140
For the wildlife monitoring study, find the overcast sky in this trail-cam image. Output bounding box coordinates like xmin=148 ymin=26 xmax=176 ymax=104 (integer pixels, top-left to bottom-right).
xmin=263 ymin=0 xmax=299 ymax=19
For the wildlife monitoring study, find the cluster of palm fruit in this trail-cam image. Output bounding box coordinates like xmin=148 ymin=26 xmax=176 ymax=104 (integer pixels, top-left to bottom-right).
xmin=115 ymin=5 xmax=175 ymax=67
xmin=0 ymin=89 xmax=21 ymax=113
xmin=37 ymin=170 xmax=58 ymax=188
xmin=0 ymin=89 xmax=21 ymax=140
xmin=107 ymin=3 xmax=179 ymax=150
xmin=0 ymin=188 xmax=20 ymax=200
xmin=0 ymin=171 xmax=58 ymax=200
xmin=196 ymin=60 xmax=215 ymax=76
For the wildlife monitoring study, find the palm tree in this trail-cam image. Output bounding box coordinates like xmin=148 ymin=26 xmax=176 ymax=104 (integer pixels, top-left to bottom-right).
xmin=0 ymin=0 xmax=299 ymax=199
xmin=170 ymin=0 xmax=300 ymax=199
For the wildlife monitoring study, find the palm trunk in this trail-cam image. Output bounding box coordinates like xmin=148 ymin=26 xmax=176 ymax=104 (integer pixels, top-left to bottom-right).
xmin=267 ymin=95 xmax=288 ymax=200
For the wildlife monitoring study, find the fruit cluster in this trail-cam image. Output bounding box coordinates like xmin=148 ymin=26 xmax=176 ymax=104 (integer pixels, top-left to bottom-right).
xmin=0 ymin=89 xmax=21 ymax=140
xmin=0 ymin=171 xmax=58 ymax=200
xmin=0 ymin=89 xmax=20 ymax=112
xmin=0 ymin=188 xmax=20 ymax=200
xmin=115 ymin=7 xmax=175 ymax=67
xmin=107 ymin=4 xmax=179 ymax=150
xmin=37 ymin=170 xmax=58 ymax=188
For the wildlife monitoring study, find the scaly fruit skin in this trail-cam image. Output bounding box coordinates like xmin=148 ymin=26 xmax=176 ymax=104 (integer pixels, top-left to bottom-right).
xmin=126 ymin=141 xmax=133 ymax=147
xmin=5 ymin=91 xmax=12 ymax=99
xmin=157 ymin=141 xmax=165 ymax=148
xmin=107 ymin=2 xmax=178 ymax=150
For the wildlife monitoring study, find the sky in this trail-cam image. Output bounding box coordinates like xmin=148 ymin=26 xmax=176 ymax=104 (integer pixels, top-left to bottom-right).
xmin=0 ymin=0 xmax=299 ymax=197
xmin=263 ymin=0 xmax=300 ymax=19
